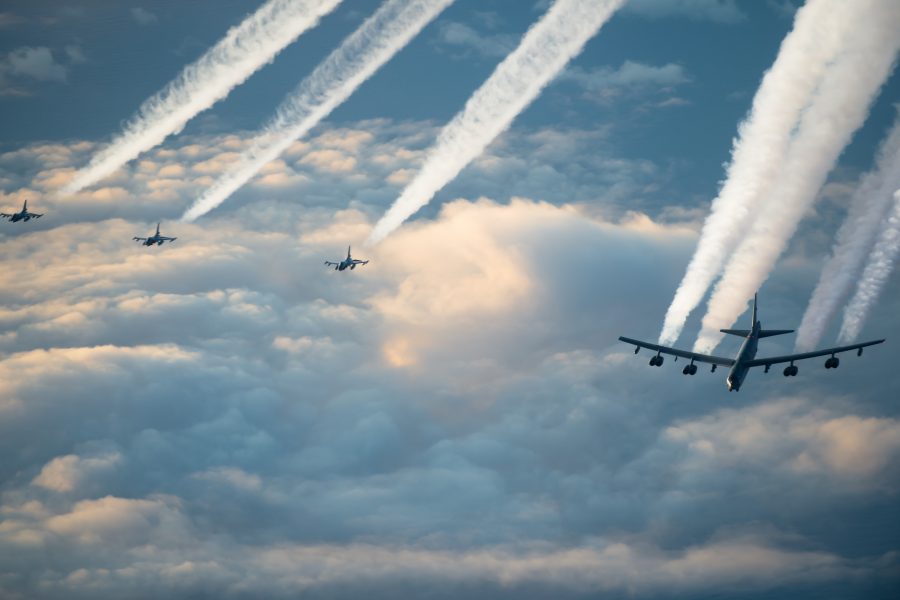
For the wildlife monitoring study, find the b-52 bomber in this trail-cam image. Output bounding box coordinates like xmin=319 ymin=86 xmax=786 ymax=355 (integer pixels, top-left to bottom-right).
xmin=133 ymin=223 xmax=177 ymax=246
xmin=619 ymin=294 xmax=884 ymax=391
xmin=325 ymin=246 xmax=368 ymax=271
xmin=1 ymin=199 xmax=43 ymax=222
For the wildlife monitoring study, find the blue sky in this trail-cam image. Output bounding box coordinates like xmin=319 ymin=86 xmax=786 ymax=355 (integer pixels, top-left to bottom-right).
xmin=1 ymin=1 xmax=899 ymax=598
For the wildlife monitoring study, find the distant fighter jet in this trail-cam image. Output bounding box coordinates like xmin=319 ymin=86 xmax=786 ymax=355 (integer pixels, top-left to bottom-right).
xmin=133 ymin=223 xmax=177 ymax=246
xmin=325 ymin=246 xmax=369 ymax=271
xmin=1 ymin=199 xmax=43 ymax=222
xmin=619 ymin=294 xmax=884 ymax=391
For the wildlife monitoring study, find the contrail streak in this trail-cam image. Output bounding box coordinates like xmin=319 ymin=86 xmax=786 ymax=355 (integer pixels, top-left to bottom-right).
xmin=693 ymin=0 xmax=900 ymax=353
xmin=658 ymin=0 xmax=869 ymax=346
xmin=62 ymin=0 xmax=342 ymax=195
xmin=795 ymin=117 xmax=900 ymax=351
xmin=366 ymin=0 xmax=624 ymax=245
xmin=838 ymin=190 xmax=900 ymax=343
xmin=181 ymin=0 xmax=453 ymax=222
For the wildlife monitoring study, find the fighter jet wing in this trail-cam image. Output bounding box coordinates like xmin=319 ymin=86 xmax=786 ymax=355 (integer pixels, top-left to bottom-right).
xmin=618 ymin=336 xmax=735 ymax=366
xmin=30 ymin=213 xmax=43 ymax=218
xmin=133 ymin=237 xmax=148 ymax=242
xmin=744 ymin=339 xmax=885 ymax=368
xmin=352 ymin=259 xmax=369 ymax=265
xmin=159 ymin=236 xmax=176 ymax=241
xmin=0 ymin=213 xmax=12 ymax=219
xmin=324 ymin=261 xmax=339 ymax=266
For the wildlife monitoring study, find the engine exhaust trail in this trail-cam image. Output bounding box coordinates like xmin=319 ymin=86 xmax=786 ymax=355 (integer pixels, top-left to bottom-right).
xmin=839 ymin=190 xmax=900 ymax=343
xmin=795 ymin=117 xmax=900 ymax=351
xmin=366 ymin=0 xmax=624 ymax=246
xmin=181 ymin=0 xmax=454 ymax=222
xmin=658 ymin=0 xmax=870 ymax=346
xmin=692 ymin=0 xmax=900 ymax=354
xmin=62 ymin=0 xmax=342 ymax=195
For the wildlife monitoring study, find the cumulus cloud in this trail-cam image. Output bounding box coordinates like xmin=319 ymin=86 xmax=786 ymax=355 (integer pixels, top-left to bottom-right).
xmin=0 ymin=124 xmax=898 ymax=598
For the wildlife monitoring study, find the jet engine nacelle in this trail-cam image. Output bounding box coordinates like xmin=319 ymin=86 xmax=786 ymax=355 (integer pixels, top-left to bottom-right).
xmin=682 ymin=364 xmax=697 ymax=375
xmin=824 ymin=356 xmax=840 ymax=369
xmin=649 ymin=355 xmax=664 ymax=367
xmin=783 ymin=365 xmax=798 ymax=377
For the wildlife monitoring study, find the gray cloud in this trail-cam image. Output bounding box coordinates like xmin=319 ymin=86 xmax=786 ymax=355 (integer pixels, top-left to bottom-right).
xmin=130 ymin=7 xmax=158 ymax=26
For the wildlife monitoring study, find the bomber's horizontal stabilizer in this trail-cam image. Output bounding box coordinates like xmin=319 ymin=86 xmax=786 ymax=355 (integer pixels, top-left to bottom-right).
xmin=720 ymin=329 xmax=751 ymax=337
xmin=758 ymin=329 xmax=794 ymax=338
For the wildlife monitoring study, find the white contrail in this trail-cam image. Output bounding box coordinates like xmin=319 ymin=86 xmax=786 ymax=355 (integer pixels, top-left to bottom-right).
xmin=366 ymin=0 xmax=625 ymax=245
xmin=795 ymin=117 xmax=900 ymax=351
xmin=61 ymin=0 xmax=342 ymax=195
xmin=181 ymin=0 xmax=453 ymax=222
xmin=838 ymin=189 xmax=900 ymax=343
xmin=693 ymin=0 xmax=900 ymax=353
xmin=657 ymin=0 xmax=868 ymax=346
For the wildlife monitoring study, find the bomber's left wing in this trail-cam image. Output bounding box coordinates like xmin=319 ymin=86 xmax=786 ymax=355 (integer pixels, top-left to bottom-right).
xmin=745 ymin=339 xmax=885 ymax=368
xmin=618 ymin=336 xmax=735 ymax=366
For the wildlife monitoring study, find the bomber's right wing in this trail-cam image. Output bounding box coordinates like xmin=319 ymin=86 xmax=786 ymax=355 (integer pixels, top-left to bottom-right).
xmin=745 ymin=339 xmax=885 ymax=368
xmin=618 ymin=336 xmax=735 ymax=366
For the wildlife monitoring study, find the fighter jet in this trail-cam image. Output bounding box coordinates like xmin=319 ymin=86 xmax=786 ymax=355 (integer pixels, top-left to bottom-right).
xmin=325 ymin=246 xmax=368 ymax=271
xmin=619 ymin=294 xmax=884 ymax=391
xmin=133 ymin=223 xmax=177 ymax=246
xmin=1 ymin=199 xmax=43 ymax=222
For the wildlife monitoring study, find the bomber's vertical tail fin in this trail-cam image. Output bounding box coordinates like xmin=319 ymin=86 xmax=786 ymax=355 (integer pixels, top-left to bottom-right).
xmin=752 ymin=293 xmax=758 ymax=326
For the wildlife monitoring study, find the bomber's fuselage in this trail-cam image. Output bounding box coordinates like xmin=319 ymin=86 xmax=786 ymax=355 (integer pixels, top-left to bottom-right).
xmin=726 ymin=320 xmax=761 ymax=391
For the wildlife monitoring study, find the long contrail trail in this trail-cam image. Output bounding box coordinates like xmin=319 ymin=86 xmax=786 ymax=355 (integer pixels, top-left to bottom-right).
xmin=692 ymin=0 xmax=900 ymax=353
xmin=839 ymin=189 xmax=900 ymax=343
xmin=657 ymin=0 xmax=869 ymax=346
xmin=61 ymin=0 xmax=342 ymax=195
xmin=795 ymin=117 xmax=900 ymax=351
xmin=181 ymin=0 xmax=453 ymax=222
xmin=366 ymin=0 xmax=624 ymax=245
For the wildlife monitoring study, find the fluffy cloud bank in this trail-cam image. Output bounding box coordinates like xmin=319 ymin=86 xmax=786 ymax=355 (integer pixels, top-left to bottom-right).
xmin=1 ymin=123 xmax=898 ymax=598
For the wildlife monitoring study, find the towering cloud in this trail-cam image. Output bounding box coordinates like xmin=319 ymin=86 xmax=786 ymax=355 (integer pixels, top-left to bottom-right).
xmin=61 ymin=0 xmax=342 ymax=195
xmin=366 ymin=0 xmax=624 ymax=245
xmin=181 ymin=0 xmax=454 ymax=222
xmin=658 ymin=0 xmax=877 ymax=346
xmin=839 ymin=190 xmax=900 ymax=343
xmin=692 ymin=0 xmax=900 ymax=353
xmin=796 ymin=118 xmax=900 ymax=351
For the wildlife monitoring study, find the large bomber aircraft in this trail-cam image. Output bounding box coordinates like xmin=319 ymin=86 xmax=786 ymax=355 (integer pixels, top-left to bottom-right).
xmin=619 ymin=294 xmax=884 ymax=391
xmin=133 ymin=223 xmax=177 ymax=247
xmin=1 ymin=199 xmax=43 ymax=222
xmin=325 ymin=246 xmax=368 ymax=271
